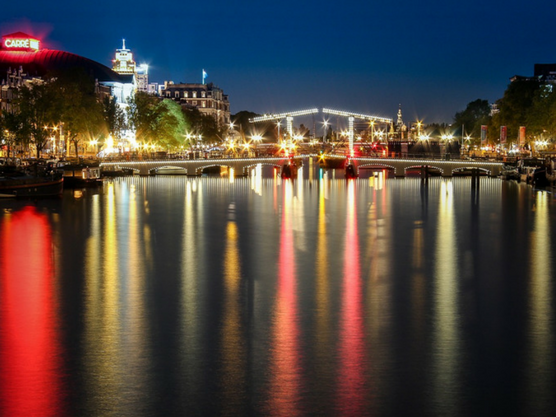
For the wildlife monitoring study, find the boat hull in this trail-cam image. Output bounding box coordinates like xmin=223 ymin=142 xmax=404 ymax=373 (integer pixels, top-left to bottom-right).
xmin=0 ymin=176 xmax=64 ymax=198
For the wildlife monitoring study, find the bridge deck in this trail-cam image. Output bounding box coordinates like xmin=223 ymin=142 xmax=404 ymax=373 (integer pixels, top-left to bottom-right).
xmin=99 ymin=155 xmax=504 ymax=177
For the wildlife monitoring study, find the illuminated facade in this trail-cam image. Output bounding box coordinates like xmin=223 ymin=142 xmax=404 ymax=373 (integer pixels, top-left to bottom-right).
xmin=160 ymin=81 xmax=230 ymax=126
xmin=112 ymin=40 xmax=150 ymax=93
xmin=112 ymin=39 xmax=136 ymax=75
xmin=0 ymin=31 xmax=134 ymax=107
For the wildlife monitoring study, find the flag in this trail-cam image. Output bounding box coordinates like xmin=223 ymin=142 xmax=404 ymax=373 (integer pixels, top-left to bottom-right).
xmin=481 ymin=125 xmax=487 ymax=145
xmin=202 ymin=69 xmax=208 ymax=84
xmin=519 ymin=126 xmax=526 ymax=145
xmin=500 ymin=126 xmax=507 ymax=144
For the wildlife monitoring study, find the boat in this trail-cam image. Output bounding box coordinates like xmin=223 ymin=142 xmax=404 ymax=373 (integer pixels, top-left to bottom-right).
xmin=63 ymin=167 xmax=103 ymax=187
xmin=500 ymin=164 xmax=521 ymax=181
xmin=0 ymin=170 xmax=64 ymax=198
xmin=345 ymin=163 xmax=358 ymax=179
xmin=281 ymin=162 xmax=298 ymax=179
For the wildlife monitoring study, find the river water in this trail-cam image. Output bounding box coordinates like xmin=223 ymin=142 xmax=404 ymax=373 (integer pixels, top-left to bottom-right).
xmin=1 ymin=166 xmax=555 ymax=416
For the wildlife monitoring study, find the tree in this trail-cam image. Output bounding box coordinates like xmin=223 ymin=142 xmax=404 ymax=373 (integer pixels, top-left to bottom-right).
xmin=52 ymin=69 xmax=105 ymax=158
xmin=156 ymin=99 xmax=188 ymax=149
xmin=182 ymin=107 xmax=223 ymax=143
xmin=453 ymin=99 xmax=491 ymax=139
xmin=0 ymin=110 xmax=26 ymax=157
xmin=128 ymin=92 xmax=189 ymax=150
xmin=231 ymin=111 xmax=277 ymax=141
xmin=490 ymin=80 xmax=540 ymax=143
xmin=102 ymin=96 xmax=127 ymax=141
xmin=13 ymin=81 xmax=59 ymax=158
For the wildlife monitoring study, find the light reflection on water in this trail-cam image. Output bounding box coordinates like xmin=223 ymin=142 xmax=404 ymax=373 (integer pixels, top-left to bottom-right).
xmin=1 ymin=173 xmax=556 ymax=416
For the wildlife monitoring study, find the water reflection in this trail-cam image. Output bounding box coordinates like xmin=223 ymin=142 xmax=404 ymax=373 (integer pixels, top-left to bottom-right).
xmin=527 ymin=191 xmax=554 ymax=415
xmin=1 ymin=176 xmax=555 ymax=416
xmin=267 ymin=179 xmax=302 ymax=415
xmin=179 ymin=178 xmax=204 ymax=407
xmin=82 ymin=181 xmax=153 ymax=415
xmin=0 ymin=206 xmax=62 ymax=416
xmin=336 ymin=179 xmax=367 ymax=414
xmin=432 ymin=180 xmax=461 ymax=413
xmin=219 ymin=221 xmax=247 ymax=414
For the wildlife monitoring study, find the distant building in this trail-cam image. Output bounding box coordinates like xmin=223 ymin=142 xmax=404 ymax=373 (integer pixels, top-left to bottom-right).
xmin=160 ymin=81 xmax=230 ymax=126
xmin=511 ymin=63 xmax=556 ymax=83
xmin=136 ymin=63 xmax=149 ymax=93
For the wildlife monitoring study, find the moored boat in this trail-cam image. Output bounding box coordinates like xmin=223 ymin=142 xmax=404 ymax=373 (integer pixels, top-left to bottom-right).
xmin=0 ymin=171 xmax=64 ymax=198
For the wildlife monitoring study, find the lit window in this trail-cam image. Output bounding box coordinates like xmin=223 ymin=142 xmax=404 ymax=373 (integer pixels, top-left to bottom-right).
xmin=184 ymin=92 xmax=188 ymax=98
xmin=201 ymin=91 xmax=206 ymax=98
xmin=202 ymin=101 xmax=206 ymax=107
xmin=192 ymin=91 xmax=197 ymax=98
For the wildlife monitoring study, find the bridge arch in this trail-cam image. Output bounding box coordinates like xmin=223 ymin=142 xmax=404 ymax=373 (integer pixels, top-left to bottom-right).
xmin=149 ymin=165 xmax=187 ymax=175
xmin=452 ymin=166 xmax=491 ymax=176
xmin=404 ymin=164 xmax=444 ymax=176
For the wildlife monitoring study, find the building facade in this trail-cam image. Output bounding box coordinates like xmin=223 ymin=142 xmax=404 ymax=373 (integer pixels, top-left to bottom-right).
xmin=160 ymin=81 xmax=230 ymax=126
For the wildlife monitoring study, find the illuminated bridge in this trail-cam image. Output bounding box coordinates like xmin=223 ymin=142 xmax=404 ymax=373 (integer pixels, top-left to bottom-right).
xmin=344 ymin=156 xmax=505 ymax=177
xmin=100 ymin=156 xmax=294 ymax=176
xmin=100 ymin=156 xmax=505 ymax=177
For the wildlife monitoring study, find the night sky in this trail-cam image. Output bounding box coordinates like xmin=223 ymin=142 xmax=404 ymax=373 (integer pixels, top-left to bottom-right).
xmin=2 ymin=0 xmax=555 ymax=123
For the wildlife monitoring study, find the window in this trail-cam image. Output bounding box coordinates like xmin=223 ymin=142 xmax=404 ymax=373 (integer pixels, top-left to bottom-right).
xmin=184 ymin=92 xmax=188 ymax=98
xmin=175 ymin=91 xmax=180 ymax=98
xmin=202 ymin=101 xmax=206 ymax=108
xmin=192 ymin=91 xmax=197 ymax=98
xmin=201 ymin=91 xmax=206 ymax=98
xmin=166 ymin=91 xmax=170 ymax=97
xmin=192 ymin=101 xmax=197 ymax=106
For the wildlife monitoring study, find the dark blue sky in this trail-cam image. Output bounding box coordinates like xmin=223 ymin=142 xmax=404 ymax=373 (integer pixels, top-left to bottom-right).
xmin=2 ymin=0 xmax=555 ymax=123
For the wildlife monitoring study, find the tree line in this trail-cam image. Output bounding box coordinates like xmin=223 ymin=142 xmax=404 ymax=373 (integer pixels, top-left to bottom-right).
xmin=453 ymin=79 xmax=556 ymax=146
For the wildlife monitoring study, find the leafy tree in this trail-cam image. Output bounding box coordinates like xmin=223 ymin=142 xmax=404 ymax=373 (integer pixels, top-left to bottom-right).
xmin=51 ymin=69 xmax=105 ymax=158
xmin=102 ymin=96 xmax=127 ymax=141
xmin=453 ymin=99 xmax=491 ymax=139
xmin=127 ymin=91 xmax=160 ymax=143
xmin=0 ymin=110 xmax=26 ymax=157
xmin=182 ymin=107 xmax=223 ymax=143
xmin=13 ymin=82 xmax=59 ymax=158
xmin=490 ymin=80 xmax=540 ymax=143
xmin=128 ymin=92 xmax=189 ymax=149
xmin=156 ymin=99 xmax=188 ymax=149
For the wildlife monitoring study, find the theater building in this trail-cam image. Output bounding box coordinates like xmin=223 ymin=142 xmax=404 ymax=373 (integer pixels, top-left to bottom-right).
xmin=0 ymin=31 xmax=134 ymax=109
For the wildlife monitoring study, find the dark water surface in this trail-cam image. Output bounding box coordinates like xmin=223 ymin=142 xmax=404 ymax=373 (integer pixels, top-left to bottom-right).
xmin=1 ymin=170 xmax=555 ymax=416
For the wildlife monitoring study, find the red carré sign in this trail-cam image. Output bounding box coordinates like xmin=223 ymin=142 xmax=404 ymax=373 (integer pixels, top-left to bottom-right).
xmin=2 ymin=34 xmax=40 ymax=51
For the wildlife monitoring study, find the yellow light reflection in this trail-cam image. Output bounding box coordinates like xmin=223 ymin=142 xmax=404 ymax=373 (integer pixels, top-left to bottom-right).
xmin=83 ymin=183 xmax=122 ymax=412
xmin=315 ymin=178 xmax=331 ymax=376
xmin=527 ymin=191 xmax=553 ymax=415
xmin=220 ymin=221 xmax=246 ymax=413
xmin=432 ymin=180 xmax=461 ymax=411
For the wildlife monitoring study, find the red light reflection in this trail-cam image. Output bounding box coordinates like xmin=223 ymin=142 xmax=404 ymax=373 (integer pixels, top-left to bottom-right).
xmin=0 ymin=206 xmax=62 ymax=416
xmin=268 ymin=181 xmax=301 ymax=415
xmin=337 ymin=180 xmax=367 ymax=413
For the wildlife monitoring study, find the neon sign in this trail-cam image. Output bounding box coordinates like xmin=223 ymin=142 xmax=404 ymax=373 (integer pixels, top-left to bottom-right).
xmin=2 ymin=37 xmax=40 ymax=51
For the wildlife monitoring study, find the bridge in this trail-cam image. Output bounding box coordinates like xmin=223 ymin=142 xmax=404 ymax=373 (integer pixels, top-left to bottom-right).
xmin=99 ymin=156 xmax=294 ymax=176
xmin=100 ymin=155 xmax=505 ymax=177
xmin=346 ymin=156 xmax=504 ymax=177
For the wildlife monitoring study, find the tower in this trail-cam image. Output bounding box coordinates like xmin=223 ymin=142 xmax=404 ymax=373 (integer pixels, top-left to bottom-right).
xmin=112 ymin=39 xmax=136 ymax=75
xmin=396 ymin=104 xmax=403 ymax=128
